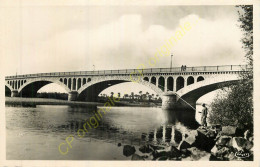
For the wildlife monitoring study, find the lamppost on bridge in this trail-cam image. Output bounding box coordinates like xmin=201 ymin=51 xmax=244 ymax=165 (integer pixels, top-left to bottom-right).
xmin=170 ymin=53 xmax=173 ymax=70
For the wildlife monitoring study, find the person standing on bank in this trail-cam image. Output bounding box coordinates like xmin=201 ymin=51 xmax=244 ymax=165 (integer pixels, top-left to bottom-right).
xmin=199 ymin=103 xmax=208 ymax=128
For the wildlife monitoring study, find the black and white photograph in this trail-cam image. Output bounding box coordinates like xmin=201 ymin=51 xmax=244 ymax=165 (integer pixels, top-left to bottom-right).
xmin=0 ymin=1 xmax=259 ymax=166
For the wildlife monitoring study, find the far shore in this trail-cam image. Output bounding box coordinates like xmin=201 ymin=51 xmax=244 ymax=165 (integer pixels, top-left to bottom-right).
xmin=5 ymin=97 xmax=162 ymax=108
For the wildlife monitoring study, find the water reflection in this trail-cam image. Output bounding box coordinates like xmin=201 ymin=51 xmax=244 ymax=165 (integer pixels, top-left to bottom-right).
xmin=162 ymin=109 xmax=199 ymax=129
xmin=6 ymin=105 xmax=199 ymax=160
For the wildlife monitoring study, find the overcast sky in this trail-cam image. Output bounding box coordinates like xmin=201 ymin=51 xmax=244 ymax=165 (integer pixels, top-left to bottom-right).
xmin=3 ymin=5 xmax=245 ymax=75
xmin=2 ymin=5 xmax=246 ymax=101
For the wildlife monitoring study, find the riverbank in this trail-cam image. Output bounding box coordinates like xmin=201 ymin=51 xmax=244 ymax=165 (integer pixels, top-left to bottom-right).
xmin=5 ymin=97 xmax=161 ymax=108
xmin=121 ymin=125 xmax=253 ymax=161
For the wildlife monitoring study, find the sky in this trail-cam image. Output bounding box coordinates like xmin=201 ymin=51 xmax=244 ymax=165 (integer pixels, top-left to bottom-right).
xmin=2 ymin=5 xmax=246 ymax=103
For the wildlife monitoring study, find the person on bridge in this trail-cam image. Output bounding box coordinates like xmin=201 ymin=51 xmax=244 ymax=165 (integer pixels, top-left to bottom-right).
xmin=199 ymin=103 xmax=208 ymax=128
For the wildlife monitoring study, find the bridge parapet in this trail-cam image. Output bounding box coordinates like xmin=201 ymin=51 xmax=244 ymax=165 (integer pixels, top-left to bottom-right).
xmin=5 ymin=65 xmax=249 ymax=79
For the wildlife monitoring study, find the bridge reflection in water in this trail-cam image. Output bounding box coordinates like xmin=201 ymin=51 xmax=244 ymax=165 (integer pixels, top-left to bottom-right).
xmin=53 ymin=107 xmax=198 ymax=147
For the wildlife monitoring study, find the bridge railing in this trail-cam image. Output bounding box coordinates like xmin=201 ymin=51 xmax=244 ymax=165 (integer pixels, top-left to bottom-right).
xmin=5 ymin=65 xmax=250 ymax=79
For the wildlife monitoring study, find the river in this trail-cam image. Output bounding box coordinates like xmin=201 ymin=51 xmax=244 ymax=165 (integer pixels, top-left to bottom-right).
xmin=6 ymin=105 xmax=203 ymax=160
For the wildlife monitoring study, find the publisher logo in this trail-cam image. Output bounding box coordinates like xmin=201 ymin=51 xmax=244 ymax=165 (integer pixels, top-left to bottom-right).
xmin=235 ymin=150 xmax=250 ymax=158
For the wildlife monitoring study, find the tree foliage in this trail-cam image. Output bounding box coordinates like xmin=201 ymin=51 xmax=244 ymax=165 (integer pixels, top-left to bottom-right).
xmin=208 ymin=5 xmax=253 ymax=128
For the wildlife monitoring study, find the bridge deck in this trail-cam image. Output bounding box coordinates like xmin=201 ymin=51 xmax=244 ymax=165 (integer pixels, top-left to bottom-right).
xmin=5 ymin=65 xmax=249 ymax=79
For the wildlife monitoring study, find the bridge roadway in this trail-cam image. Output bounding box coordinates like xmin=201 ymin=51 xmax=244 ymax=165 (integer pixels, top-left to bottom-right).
xmin=5 ymin=65 xmax=249 ymax=110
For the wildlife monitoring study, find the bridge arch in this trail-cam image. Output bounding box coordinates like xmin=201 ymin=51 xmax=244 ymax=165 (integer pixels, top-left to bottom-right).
xmin=5 ymin=85 xmax=11 ymax=97
xmin=167 ymin=77 xmax=174 ymax=91
xmin=77 ymin=76 xmax=163 ymax=102
xmin=17 ymin=80 xmax=21 ymax=89
xmin=15 ymin=80 xmax=17 ymax=89
xmin=176 ymin=77 xmax=240 ymax=108
xmin=197 ymin=76 xmax=204 ymax=82
xmin=64 ymin=78 xmax=67 ymax=85
xmin=83 ymin=78 xmax=87 ymax=85
xmin=68 ymin=78 xmax=72 ymax=89
xmin=5 ymin=82 xmax=13 ymax=91
xmin=176 ymin=76 xmax=185 ymax=91
xmin=77 ymin=78 xmax=82 ymax=89
xmin=187 ymin=76 xmax=194 ymax=86
xmin=151 ymin=76 xmax=156 ymax=85
xmin=158 ymin=76 xmax=165 ymax=91
xmin=72 ymin=78 xmax=76 ymax=90
xmin=143 ymin=77 xmax=149 ymax=81
xmin=18 ymin=78 xmax=70 ymax=97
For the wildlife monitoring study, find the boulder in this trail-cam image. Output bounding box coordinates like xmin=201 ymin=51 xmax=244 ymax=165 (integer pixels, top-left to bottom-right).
xmin=236 ymin=124 xmax=251 ymax=137
xmin=225 ymin=151 xmax=236 ymax=160
xmin=232 ymin=137 xmax=253 ymax=151
xmin=157 ymin=156 xmax=168 ymax=160
xmin=193 ymin=130 xmax=216 ymax=151
xmin=131 ymin=154 xmax=144 ymax=160
xmin=153 ymin=146 xmax=182 ymax=160
xmin=185 ymin=130 xmax=197 ymax=145
xmin=206 ymin=129 xmax=217 ymax=138
xmin=178 ymin=129 xmax=215 ymax=152
xmin=211 ymin=124 xmax=222 ymax=132
xmin=248 ymin=137 xmax=253 ymax=142
xmin=188 ymin=147 xmax=210 ymax=161
xmin=174 ymin=129 xmax=183 ymax=144
xmin=215 ymin=147 xmax=230 ymax=159
xmin=216 ymin=136 xmax=232 ymax=147
xmin=211 ymin=145 xmax=218 ymax=156
xmin=152 ymin=150 xmax=168 ymax=160
xmin=139 ymin=144 xmax=154 ymax=153
xmin=244 ymin=130 xmax=253 ymax=140
xmin=178 ymin=140 xmax=192 ymax=151
xmin=168 ymin=146 xmax=182 ymax=158
xmin=221 ymin=126 xmax=237 ymax=136
xmin=123 ymin=145 xmax=136 ymax=157
xmin=210 ymin=146 xmax=241 ymax=161
xmin=148 ymin=144 xmax=164 ymax=151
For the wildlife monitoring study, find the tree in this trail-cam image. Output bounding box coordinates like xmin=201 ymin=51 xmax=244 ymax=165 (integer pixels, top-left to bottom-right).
xmin=135 ymin=94 xmax=139 ymax=101
xmin=131 ymin=92 xmax=134 ymax=100
xmin=139 ymin=91 xmax=143 ymax=101
xmin=148 ymin=95 xmax=152 ymax=102
xmin=110 ymin=92 xmax=114 ymax=98
xmin=124 ymin=94 xmax=129 ymax=99
xmin=146 ymin=92 xmax=149 ymax=100
xmin=208 ymin=5 xmax=253 ymax=128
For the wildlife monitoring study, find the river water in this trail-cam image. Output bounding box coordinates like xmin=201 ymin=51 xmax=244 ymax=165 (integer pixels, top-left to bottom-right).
xmin=6 ymin=105 xmax=203 ymax=160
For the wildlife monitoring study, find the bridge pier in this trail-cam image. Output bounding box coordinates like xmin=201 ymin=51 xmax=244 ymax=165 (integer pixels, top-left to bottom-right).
xmin=68 ymin=91 xmax=78 ymax=101
xmin=162 ymin=92 xmax=195 ymax=111
xmin=162 ymin=92 xmax=177 ymax=110
xmin=11 ymin=90 xmax=19 ymax=97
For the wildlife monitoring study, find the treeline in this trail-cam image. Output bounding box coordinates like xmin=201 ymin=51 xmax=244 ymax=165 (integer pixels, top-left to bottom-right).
xmin=98 ymin=91 xmax=162 ymax=103
xmin=36 ymin=92 xmax=68 ymax=100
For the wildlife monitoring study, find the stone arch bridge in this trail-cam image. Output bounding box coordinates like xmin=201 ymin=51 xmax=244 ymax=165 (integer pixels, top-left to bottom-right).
xmin=5 ymin=65 xmax=249 ymax=110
